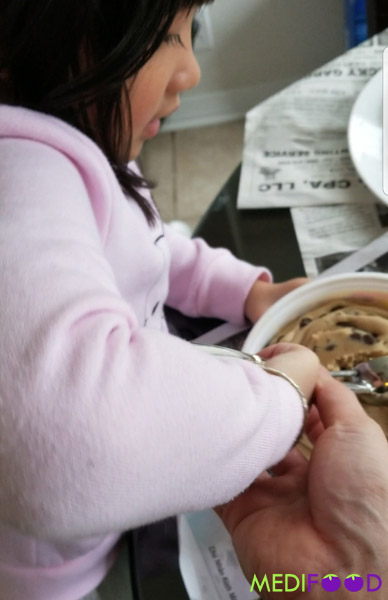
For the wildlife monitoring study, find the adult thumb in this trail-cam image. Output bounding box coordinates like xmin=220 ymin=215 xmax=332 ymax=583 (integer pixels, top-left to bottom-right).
xmin=314 ymin=367 xmax=366 ymax=429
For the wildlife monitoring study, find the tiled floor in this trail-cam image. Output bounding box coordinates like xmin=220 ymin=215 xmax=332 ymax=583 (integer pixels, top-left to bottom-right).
xmin=139 ymin=119 xmax=245 ymax=232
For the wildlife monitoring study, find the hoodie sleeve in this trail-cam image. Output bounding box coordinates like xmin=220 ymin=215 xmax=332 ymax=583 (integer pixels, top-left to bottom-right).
xmin=164 ymin=224 xmax=272 ymax=325
xmin=0 ymin=138 xmax=303 ymax=543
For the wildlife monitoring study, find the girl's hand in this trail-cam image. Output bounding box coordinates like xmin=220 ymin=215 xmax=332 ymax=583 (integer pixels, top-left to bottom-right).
xmin=259 ymin=342 xmax=319 ymax=404
xmin=244 ymin=278 xmax=308 ymax=324
xmin=215 ymin=370 xmax=388 ymax=599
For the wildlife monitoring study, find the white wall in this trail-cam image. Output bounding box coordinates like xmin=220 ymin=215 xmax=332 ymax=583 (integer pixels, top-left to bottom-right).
xmin=165 ymin=0 xmax=346 ymax=130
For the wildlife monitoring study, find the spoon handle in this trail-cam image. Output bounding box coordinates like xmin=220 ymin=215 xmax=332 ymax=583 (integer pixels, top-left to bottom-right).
xmin=329 ymin=369 xmax=375 ymax=393
xmin=341 ymin=381 xmax=375 ymax=394
xmin=330 ymin=369 xmax=358 ymax=378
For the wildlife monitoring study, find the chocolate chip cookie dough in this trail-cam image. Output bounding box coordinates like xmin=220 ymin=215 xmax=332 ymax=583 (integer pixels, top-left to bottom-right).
xmin=270 ymin=300 xmax=388 ymax=371
xmin=269 ymin=298 xmax=388 ymax=447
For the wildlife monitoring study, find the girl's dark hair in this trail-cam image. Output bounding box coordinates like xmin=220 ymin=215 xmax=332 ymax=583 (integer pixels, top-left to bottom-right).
xmin=0 ymin=0 xmax=211 ymax=223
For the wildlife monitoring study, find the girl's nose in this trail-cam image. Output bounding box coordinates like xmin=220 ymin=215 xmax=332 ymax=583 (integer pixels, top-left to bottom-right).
xmin=169 ymin=50 xmax=201 ymax=94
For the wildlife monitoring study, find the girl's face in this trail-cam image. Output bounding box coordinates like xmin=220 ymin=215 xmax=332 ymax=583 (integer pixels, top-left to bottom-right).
xmin=128 ymin=8 xmax=201 ymax=159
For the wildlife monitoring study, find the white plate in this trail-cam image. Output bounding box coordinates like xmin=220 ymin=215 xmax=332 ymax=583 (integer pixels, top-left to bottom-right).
xmin=348 ymin=70 xmax=386 ymax=204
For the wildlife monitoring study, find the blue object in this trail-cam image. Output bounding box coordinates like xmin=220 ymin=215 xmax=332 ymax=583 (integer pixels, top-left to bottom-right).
xmin=345 ymin=0 xmax=368 ymax=48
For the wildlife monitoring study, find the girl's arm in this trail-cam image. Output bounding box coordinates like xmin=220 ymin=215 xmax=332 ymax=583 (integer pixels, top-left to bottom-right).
xmin=0 ymin=139 xmax=316 ymax=544
xmin=164 ymin=224 xmax=272 ymax=325
xmin=164 ymin=225 xmax=308 ymax=326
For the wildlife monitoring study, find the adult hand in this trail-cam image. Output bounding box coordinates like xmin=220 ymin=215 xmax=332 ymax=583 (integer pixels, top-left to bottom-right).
xmin=244 ymin=277 xmax=308 ymax=324
xmin=215 ymin=369 xmax=388 ymax=599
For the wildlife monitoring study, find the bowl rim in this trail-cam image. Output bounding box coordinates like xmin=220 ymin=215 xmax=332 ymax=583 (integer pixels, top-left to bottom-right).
xmin=242 ymin=272 xmax=388 ymax=354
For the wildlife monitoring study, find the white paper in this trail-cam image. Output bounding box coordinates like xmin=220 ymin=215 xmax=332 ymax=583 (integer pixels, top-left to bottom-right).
xmin=290 ymin=202 xmax=388 ymax=277
xmin=238 ymin=34 xmax=386 ymax=209
xmin=318 ymin=230 xmax=388 ymax=276
xmin=178 ymin=510 xmax=259 ymax=600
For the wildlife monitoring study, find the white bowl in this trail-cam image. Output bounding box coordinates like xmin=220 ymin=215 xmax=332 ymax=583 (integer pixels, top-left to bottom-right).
xmin=242 ymin=272 xmax=388 ymax=354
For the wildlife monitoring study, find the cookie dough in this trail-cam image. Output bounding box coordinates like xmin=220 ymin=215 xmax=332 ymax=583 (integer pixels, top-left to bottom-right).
xmin=269 ymin=298 xmax=388 ymax=447
xmin=270 ymin=299 xmax=388 ymax=371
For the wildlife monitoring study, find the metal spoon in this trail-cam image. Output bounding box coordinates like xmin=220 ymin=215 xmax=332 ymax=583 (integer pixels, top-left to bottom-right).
xmin=193 ymin=344 xmax=388 ymax=405
xmin=330 ymin=356 xmax=388 ymax=404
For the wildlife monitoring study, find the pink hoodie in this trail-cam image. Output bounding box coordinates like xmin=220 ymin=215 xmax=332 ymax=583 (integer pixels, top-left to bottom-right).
xmin=0 ymin=105 xmax=303 ymax=599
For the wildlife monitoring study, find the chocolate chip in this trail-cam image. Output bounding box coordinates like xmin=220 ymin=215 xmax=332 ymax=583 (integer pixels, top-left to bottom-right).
xmin=350 ymin=332 xmax=362 ymax=341
xmin=362 ymin=334 xmax=375 ymax=345
xmin=325 ymin=344 xmax=336 ymax=351
xmin=330 ymin=305 xmax=345 ymax=312
xmin=336 ymin=321 xmax=350 ymax=327
xmin=375 ymin=385 xmax=387 ymax=394
xmin=299 ymin=317 xmax=312 ymax=328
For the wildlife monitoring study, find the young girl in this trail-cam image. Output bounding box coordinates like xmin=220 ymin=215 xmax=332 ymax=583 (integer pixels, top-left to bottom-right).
xmin=0 ymin=1 xmax=319 ymax=599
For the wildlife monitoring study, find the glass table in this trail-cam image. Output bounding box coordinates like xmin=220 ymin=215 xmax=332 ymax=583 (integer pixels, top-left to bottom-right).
xmin=194 ymin=165 xmax=305 ymax=280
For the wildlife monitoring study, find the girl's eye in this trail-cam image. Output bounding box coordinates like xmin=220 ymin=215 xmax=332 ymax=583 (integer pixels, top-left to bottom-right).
xmin=165 ymin=34 xmax=183 ymax=46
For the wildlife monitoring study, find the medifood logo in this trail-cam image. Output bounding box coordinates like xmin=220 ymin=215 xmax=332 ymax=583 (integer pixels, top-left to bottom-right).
xmin=250 ymin=573 xmax=382 ymax=594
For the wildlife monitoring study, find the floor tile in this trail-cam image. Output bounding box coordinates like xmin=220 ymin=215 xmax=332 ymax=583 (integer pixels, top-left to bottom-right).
xmin=175 ymin=120 xmax=245 ymax=221
xmin=140 ymin=120 xmax=245 ymax=227
xmin=140 ymin=132 xmax=175 ymax=222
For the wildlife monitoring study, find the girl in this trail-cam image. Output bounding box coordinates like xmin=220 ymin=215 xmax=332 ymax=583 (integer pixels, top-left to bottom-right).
xmin=0 ymin=1 xmax=319 ymax=599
